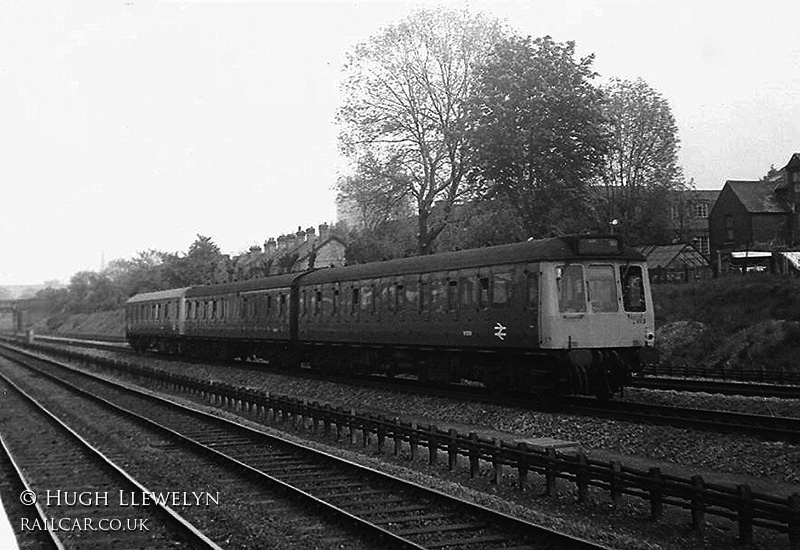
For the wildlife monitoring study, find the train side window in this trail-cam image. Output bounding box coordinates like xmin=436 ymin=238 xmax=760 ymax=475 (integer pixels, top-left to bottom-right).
xmin=478 ymin=277 xmax=489 ymax=309
xmin=492 ymin=272 xmax=512 ymax=307
xmin=332 ymin=287 xmax=340 ymax=315
xmin=419 ymin=281 xmax=430 ymax=312
xmin=351 ymin=287 xmax=360 ymax=314
xmin=220 ymin=299 xmax=226 ymax=320
xmin=587 ymin=265 xmax=618 ymax=312
xmin=362 ymin=284 xmax=373 ymax=312
xmin=447 ymin=280 xmax=458 ymax=311
xmin=315 ymin=289 xmax=323 ymax=315
xmin=395 ymin=283 xmax=405 ymax=312
xmin=279 ymin=294 xmax=286 ymax=317
xmin=621 ymin=265 xmax=646 ymax=312
xmin=432 ymin=280 xmax=445 ymax=313
xmin=460 ymin=278 xmax=474 ymax=308
xmin=556 ymin=265 xmax=586 ymax=313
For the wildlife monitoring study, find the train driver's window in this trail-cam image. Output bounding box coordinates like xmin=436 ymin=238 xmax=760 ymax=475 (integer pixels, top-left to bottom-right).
xmin=620 ymin=265 xmax=646 ymax=312
xmin=587 ymin=265 xmax=618 ymax=312
xmin=525 ymin=272 xmax=538 ymax=309
xmin=556 ymin=265 xmax=586 ymax=313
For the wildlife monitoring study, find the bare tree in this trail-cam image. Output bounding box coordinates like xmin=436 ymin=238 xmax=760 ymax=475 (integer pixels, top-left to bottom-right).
xmin=338 ymin=7 xmax=503 ymax=254
xmin=598 ymin=78 xmax=686 ymax=243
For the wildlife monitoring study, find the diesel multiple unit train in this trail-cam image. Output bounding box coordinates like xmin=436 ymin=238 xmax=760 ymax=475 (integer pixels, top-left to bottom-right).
xmin=125 ymin=235 xmax=656 ymax=397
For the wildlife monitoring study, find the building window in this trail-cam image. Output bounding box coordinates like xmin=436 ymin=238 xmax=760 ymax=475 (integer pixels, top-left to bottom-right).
xmin=693 ymin=236 xmax=710 ymax=255
xmin=694 ymin=203 xmax=708 ymax=219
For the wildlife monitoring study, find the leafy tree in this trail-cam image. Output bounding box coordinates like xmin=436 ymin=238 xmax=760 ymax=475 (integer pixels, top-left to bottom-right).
xmin=338 ymin=7 xmax=504 ymax=254
xmin=106 ymin=249 xmax=174 ymax=297
xmin=66 ymin=271 xmax=125 ymax=313
xmin=167 ymin=235 xmax=226 ymax=286
xmin=597 ymin=78 xmax=685 ymax=243
xmin=465 ymin=35 xmax=607 ymax=237
xmin=436 ymin=196 xmax=528 ymax=251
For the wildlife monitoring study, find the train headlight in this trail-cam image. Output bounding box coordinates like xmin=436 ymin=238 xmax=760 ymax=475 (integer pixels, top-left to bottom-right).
xmin=645 ymin=331 xmax=655 ymax=344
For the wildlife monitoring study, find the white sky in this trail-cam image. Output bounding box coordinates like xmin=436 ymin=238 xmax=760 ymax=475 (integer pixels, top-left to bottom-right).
xmin=1 ymin=0 xmax=799 ymax=286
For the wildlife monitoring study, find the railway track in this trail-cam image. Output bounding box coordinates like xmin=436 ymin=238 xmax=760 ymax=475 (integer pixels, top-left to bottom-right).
xmin=555 ymin=396 xmax=800 ymax=442
xmin=6 ymin=334 xmax=800 ymax=442
xmin=0 ymin=365 xmax=222 ymax=550
xmin=629 ymin=375 xmax=800 ymax=399
xmin=17 ymin=332 xmax=800 ymax=399
xmin=0 ymin=344 xmax=609 ymax=550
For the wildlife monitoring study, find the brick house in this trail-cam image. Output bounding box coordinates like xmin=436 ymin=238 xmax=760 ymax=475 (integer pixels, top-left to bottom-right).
xmin=668 ymin=189 xmax=719 ymax=256
xmin=709 ymin=153 xmax=800 ymax=272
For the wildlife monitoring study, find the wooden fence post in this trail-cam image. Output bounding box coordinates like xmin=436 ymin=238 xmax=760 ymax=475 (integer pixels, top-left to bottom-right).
xmin=517 ymin=443 xmax=529 ymax=491
xmin=409 ymin=424 xmax=418 ymax=461
xmin=577 ymin=452 xmax=589 ymax=503
xmin=737 ymin=484 xmax=753 ymax=545
xmin=491 ymin=438 xmax=502 ymax=484
xmin=393 ymin=419 xmax=403 ymax=456
xmin=428 ymin=425 xmax=438 ymax=466
xmin=469 ymin=432 xmax=479 ymax=479
xmin=789 ymin=493 xmax=800 ymax=550
xmin=610 ymin=461 xmax=622 ymax=508
xmin=348 ymin=409 xmax=356 ymax=445
xmin=546 ymin=447 xmax=557 ymax=496
xmin=447 ymin=429 xmax=458 ymax=470
xmin=691 ymin=475 xmax=705 ymax=533
xmin=376 ymin=416 xmax=386 ymax=454
xmin=649 ymin=467 xmax=663 ymax=521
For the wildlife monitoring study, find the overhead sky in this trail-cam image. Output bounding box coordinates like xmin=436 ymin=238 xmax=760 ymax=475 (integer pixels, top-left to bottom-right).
xmin=1 ymin=1 xmax=798 ymax=286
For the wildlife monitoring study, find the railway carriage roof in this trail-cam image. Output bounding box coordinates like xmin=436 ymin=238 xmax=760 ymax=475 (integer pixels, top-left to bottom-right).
xmin=185 ymin=272 xmax=304 ymax=298
xmin=300 ymin=235 xmax=645 ymax=285
xmin=125 ymin=287 xmax=190 ymax=304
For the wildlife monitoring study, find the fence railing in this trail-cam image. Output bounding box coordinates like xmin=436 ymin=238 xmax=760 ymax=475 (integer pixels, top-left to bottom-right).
xmin=15 ymin=340 xmax=800 ymax=549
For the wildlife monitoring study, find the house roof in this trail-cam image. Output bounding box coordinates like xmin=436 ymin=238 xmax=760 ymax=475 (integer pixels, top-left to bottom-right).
xmin=724 ymin=180 xmax=792 ymax=214
xmin=637 ymin=243 xmax=709 ymax=269
xmin=690 ymin=189 xmax=721 ymax=202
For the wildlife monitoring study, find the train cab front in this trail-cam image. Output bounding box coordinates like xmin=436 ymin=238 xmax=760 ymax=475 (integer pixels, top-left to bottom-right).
xmin=539 ymin=243 xmax=656 ymax=398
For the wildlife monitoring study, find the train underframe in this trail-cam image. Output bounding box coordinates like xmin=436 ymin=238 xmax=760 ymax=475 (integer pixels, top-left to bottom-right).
xmin=126 ymin=334 xmax=645 ymax=398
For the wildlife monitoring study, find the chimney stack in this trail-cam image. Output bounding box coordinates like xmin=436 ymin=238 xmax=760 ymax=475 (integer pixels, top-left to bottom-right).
xmin=264 ymin=238 xmax=277 ymax=255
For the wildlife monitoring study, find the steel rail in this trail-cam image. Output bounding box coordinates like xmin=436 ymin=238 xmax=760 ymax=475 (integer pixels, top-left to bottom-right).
xmin=0 ymin=368 xmax=224 ymax=550
xmin=1 ymin=344 xmax=610 ymax=550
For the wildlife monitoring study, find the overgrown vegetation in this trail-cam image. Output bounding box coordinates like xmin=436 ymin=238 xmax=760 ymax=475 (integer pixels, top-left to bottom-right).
xmin=654 ymin=275 xmax=800 ymax=373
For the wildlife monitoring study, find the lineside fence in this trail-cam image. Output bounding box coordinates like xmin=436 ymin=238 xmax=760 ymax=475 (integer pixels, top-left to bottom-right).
xmin=13 ymin=341 xmax=800 ymax=549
